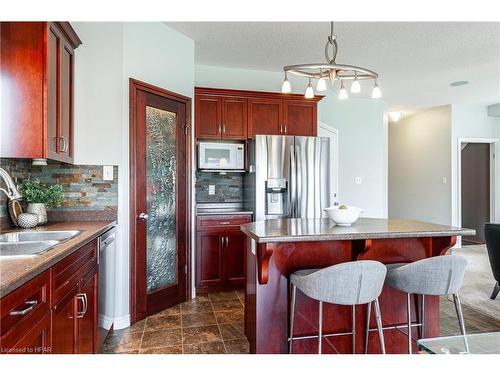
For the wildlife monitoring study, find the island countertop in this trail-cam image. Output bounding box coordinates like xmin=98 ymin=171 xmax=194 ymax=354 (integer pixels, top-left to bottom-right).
xmin=240 ymin=218 xmax=475 ymax=243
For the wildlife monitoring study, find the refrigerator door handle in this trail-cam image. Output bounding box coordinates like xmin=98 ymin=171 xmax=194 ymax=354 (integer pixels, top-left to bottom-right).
xmin=290 ymin=143 xmax=296 ymax=218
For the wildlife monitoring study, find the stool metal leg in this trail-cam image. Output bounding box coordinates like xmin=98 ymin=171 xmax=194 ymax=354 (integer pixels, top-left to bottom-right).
xmin=452 ymin=293 xmax=470 ymax=354
xmin=318 ymin=301 xmax=323 ymax=354
xmin=407 ymin=293 xmax=412 ymax=354
xmin=352 ymin=305 xmax=356 ymax=354
xmin=419 ymin=294 xmax=425 ymax=339
xmin=364 ymin=301 xmax=372 ymax=354
xmin=373 ymin=298 xmax=386 ymax=354
xmin=289 ymin=284 xmax=297 ymax=354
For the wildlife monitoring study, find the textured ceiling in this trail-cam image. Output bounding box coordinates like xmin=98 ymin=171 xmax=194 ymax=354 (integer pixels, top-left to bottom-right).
xmin=166 ymin=22 xmax=500 ymax=112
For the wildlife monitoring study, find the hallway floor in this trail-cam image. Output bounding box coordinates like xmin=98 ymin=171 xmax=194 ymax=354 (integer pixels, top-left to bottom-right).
xmin=102 ymin=290 xmax=248 ymax=354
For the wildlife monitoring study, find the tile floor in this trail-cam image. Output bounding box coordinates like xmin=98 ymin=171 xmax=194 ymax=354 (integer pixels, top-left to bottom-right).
xmin=102 ymin=290 xmax=500 ymax=354
xmin=102 ymin=290 xmax=248 ymax=354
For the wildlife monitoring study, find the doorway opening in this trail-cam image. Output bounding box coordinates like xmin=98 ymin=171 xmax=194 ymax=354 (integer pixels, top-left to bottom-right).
xmin=129 ymin=79 xmax=192 ymax=324
xmin=459 ymin=140 xmax=496 ymax=245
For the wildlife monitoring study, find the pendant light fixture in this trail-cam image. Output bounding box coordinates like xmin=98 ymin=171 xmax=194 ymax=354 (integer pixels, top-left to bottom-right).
xmin=281 ymin=22 xmax=380 ymax=99
xmin=338 ymin=80 xmax=348 ymax=100
xmin=281 ymin=72 xmax=291 ymax=93
xmin=305 ymin=78 xmax=314 ymax=99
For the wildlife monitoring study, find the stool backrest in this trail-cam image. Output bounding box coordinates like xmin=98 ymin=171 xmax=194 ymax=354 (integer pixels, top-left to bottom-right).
xmin=485 ymin=223 xmax=500 ymax=283
xmin=296 ymin=260 xmax=387 ymax=305
xmin=388 ymin=255 xmax=467 ymax=295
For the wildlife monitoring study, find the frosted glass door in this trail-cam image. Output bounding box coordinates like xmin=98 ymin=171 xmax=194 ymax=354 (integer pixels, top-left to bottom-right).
xmin=145 ymin=106 xmax=177 ymax=293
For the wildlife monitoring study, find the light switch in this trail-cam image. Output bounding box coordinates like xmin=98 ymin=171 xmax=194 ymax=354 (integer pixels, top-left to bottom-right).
xmin=208 ymin=184 xmax=215 ymax=195
xmin=355 ymin=177 xmax=362 ymax=185
xmin=103 ymin=166 xmax=114 ymax=181
xmin=442 ymin=177 xmax=447 ymax=184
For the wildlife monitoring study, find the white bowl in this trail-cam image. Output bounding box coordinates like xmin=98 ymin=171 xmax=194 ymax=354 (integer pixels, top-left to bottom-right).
xmin=323 ymin=206 xmax=364 ymax=226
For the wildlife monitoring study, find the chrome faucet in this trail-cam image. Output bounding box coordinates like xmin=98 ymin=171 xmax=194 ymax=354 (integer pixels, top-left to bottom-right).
xmin=0 ymin=167 xmax=22 ymax=201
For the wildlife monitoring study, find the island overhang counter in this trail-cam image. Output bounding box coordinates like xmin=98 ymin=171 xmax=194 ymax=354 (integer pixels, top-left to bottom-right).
xmin=240 ymin=218 xmax=475 ymax=354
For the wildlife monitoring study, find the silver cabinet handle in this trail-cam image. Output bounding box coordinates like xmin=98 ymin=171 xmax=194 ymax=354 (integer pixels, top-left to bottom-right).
xmin=222 ymin=123 xmax=226 ymax=134
xmin=226 ymin=236 xmax=229 ymax=247
xmin=218 ymin=124 xmax=222 ymax=134
xmin=219 ymin=221 xmax=230 ymax=225
xmin=279 ymin=124 xmax=283 ymax=133
xmin=284 ymin=124 xmax=287 ymax=133
xmin=138 ymin=213 xmax=148 ymax=220
xmin=60 ymin=136 xmax=69 ymax=152
xmin=9 ymin=300 xmax=38 ymax=316
xmin=76 ymin=293 xmax=88 ymax=318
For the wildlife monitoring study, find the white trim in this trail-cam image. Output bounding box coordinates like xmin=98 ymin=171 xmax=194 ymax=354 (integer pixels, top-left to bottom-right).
xmin=318 ymin=121 xmax=340 ymax=206
xmin=98 ymin=314 xmax=115 ymax=330
xmin=111 ymin=314 xmax=131 ymax=330
xmin=456 ymin=137 xmax=498 ymax=246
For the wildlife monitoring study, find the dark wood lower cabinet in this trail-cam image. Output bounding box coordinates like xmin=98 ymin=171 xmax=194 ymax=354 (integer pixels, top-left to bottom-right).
xmin=196 ymin=215 xmax=251 ymax=293
xmin=0 ymin=239 xmax=100 ymax=354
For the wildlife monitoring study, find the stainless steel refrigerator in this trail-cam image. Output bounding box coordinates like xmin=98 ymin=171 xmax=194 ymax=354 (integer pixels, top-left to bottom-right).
xmin=244 ymin=135 xmax=334 ymax=221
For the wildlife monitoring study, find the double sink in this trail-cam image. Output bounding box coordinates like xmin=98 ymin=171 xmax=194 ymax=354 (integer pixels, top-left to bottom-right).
xmin=0 ymin=230 xmax=81 ymax=258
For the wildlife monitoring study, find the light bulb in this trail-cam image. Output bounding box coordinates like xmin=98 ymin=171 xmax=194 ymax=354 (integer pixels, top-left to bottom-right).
xmin=388 ymin=112 xmax=403 ymax=122
xmin=338 ymin=81 xmax=348 ymax=100
xmin=372 ymin=80 xmax=381 ymax=98
xmin=316 ymin=77 xmax=327 ymax=92
xmin=281 ymin=74 xmax=291 ymax=93
xmin=305 ymin=79 xmax=314 ymax=99
xmin=351 ymin=78 xmax=360 ymax=93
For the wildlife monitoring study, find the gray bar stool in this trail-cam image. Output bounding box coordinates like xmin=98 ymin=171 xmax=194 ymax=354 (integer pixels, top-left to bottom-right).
xmin=365 ymin=255 xmax=468 ymax=354
xmin=289 ymin=260 xmax=387 ymax=354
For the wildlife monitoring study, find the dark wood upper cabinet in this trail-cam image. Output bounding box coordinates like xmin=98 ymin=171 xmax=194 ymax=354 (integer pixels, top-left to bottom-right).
xmin=248 ymin=98 xmax=283 ymax=137
xmin=195 ymin=95 xmax=221 ymax=139
xmin=0 ymin=22 xmax=81 ymax=162
xmin=195 ymin=87 xmax=322 ymax=140
xmin=283 ymin=99 xmax=317 ymax=136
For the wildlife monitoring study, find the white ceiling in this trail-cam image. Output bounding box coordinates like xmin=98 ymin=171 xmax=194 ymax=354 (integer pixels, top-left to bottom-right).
xmin=167 ymin=22 xmax=500 ymax=113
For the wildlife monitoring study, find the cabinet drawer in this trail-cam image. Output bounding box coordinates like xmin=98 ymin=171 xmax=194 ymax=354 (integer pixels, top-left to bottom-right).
xmin=197 ymin=215 xmax=252 ymax=229
xmin=51 ymin=239 xmax=97 ymax=306
xmin=0 ymin=271 xmax=50 ymax=350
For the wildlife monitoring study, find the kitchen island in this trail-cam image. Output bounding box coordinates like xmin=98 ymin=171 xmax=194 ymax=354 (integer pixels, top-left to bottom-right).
xmin=240 ymin=218 xmax=475 ymax=354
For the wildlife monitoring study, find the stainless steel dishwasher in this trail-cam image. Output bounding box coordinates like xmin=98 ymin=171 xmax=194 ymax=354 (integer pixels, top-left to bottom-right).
xmin=97 ymin=227 xmax=116 ymax=350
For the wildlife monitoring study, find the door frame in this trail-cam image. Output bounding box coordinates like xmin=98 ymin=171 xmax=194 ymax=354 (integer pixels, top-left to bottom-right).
xmin=318 ymin=121 xmax=339 ymax=206
xmin=129 ymin=78 xmax=192 ymax=324
xmin=456 ymin=137 xmax=497 ymax=246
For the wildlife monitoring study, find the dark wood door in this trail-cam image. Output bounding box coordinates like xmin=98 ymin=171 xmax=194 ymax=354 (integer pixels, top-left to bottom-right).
xmin=248 ymin=98 xmax=283 ymax=138
xmin=130 ymin=79 xmax=191 ymax=322
xmin=77 ymin=269 xmax=97 ymax=353
xmin=225 ymin=232 xmax=246 ymax=285
xmin=51 ymin=288 xmax=77 ymax=354
xmin=7 ymin=314 xmax=51 ymax=354
xmin=195 ymin=95 xmax=221 ymax=139
xmin=196 ymin=232 xmax=224 ymax=288
xmin=46 ymin=23 xmax=60 ymax=160
xmin=283 ymin=100 xmax=317 ymax=136
xmin=222 ymin=97 xmax=247 ymax=139
xmin=59 ymin=38 xmax=74 ymax=163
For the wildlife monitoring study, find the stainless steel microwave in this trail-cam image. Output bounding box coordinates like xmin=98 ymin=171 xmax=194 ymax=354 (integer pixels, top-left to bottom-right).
xmin=198 ymin=142 xmax=245 ymax=170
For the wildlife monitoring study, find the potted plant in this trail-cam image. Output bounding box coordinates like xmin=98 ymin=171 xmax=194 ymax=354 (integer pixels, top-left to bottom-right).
xmin=19 ymin=179 xmax=64 ymax=224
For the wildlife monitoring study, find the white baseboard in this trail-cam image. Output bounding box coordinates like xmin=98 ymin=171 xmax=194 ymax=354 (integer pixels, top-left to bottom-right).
xmin=112 ymin=314 xmax=131 ymax=330
xmin=98 ymin=314 xmax=114 ymax=330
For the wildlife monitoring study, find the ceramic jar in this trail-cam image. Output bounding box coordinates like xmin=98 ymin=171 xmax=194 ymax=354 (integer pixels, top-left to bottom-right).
xmin=27 ymin=203 xmax=48 ymax=224
xmin=17 ymin=213 xmax=39 ymax=228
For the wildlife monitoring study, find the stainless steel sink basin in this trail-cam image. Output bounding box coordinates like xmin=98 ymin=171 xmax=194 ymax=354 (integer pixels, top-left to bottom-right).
xmin=0 ymin=240 xmax=59 ymax=258
xmin=0 ymin=230 xmax=80 ymax=243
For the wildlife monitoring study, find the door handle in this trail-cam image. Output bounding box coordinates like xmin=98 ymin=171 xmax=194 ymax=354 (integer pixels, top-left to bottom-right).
xmin=219 ymin=124 xmax=222 ymax=134
xmin=222 ymin=124 xmax=226 ymax=134
xmin=225 ymin=236 xmax=229 ymax=247
xmin=76 ymin=293 xmax=87 ymax=318
xmin=9 ymin=300 xmax=38 ymax=316
xmin=138 ymin=213 xmax=148 ymax=220
xmin=284 ymin=124 xmax=287 ymax=134
xmin=59 ymin=136 xmax=69 ymax=152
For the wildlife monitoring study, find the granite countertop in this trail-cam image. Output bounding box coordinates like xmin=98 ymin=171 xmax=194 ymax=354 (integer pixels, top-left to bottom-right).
xmin=240 ymin=218 xmax=476 ymax=244
xmin=0 ymin=221 xmax=116 ymax=298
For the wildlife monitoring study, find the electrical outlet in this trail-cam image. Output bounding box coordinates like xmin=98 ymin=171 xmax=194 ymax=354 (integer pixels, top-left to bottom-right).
xmin=103 ymin=166 xmax=114 ymax=181
xmin=208 ymin=184 xmax=215 ymax=195
xmin=442 ymin=177 xmax=447 ymax=184
xmin=355 ymin=177 xmax=362 ymax=185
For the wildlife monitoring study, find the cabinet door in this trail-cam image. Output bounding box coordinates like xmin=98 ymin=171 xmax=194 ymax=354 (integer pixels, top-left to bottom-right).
xmin=6 ymin=313 xmax=51 ymax=354
xmin=59 ymin=38 xmax=74 ymax=163
xmin=46 ymin=23 xmax=60 ymax=160
xmin=225 ymin=232 xmax=246 ymax=285
xmin=195 ymin=95 xmax=222 ymax=139
xmin=248 ymin=98 xmax=283 ymax=138
xmin=51 ymin=288 xmax=77 ymax=354
xmin=77 ymin=269 xmax=98 ymax=354
xmin=196 ymin=232 xmax=224 ymax=288
xmin=222 ymin=97 xmax=247 ymax=139
xmin=283 ymin=99 xmax=317 ymax=136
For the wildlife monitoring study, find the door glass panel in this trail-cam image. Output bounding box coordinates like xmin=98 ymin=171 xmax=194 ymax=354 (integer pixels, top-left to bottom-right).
xmin=146 ymin=106 xmax=177 ymax=293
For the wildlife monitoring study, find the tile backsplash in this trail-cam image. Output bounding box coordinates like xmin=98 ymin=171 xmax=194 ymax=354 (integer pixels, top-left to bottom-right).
xmin=0 ymin=158 xmax=118 ymax=226
xmin=195 ymin=171 xmax=244 ymax=203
